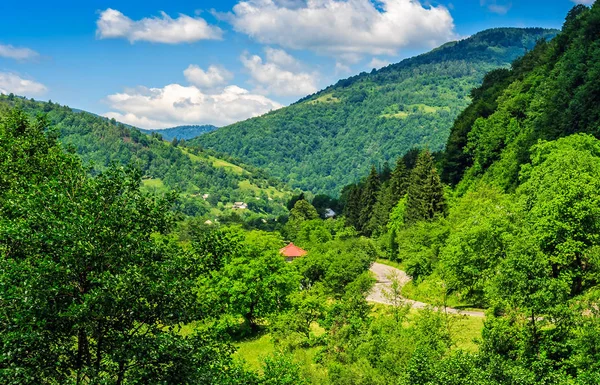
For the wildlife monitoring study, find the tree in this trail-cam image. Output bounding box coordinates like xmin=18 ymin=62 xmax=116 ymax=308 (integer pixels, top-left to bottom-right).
xmin=289 ymin=199 xmax=319 ymax=222
xmin=196 ymin=229 xmax=299 ymax=333
xmin=389 ymin=156 xmax=409 ymax=204
xmin=404 ymin=150 xmax=447 ymax=225
xmin=0 ymin=110 xmax=245 ymax=384
xmin=359 ymin=166 xmax=381 ymax=235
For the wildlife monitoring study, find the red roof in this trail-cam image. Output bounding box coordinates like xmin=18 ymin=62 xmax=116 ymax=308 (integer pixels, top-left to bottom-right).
xmin=279 ymin=243 xmax=307 ymax=258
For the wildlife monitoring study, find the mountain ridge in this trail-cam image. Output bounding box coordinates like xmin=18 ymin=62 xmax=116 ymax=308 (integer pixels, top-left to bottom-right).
xmin=140 ymin=125 xmax=218 ymax=141
xmin=193 ymin=27 xmax=559 ymax=195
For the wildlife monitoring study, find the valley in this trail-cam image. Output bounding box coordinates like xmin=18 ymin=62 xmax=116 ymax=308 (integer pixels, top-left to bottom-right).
xmin=2 ymin=2 xmax=600 ymax=385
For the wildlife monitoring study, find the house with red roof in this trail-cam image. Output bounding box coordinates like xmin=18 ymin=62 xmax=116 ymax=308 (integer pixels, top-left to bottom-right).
xmin=279 ymin=242 xmax=307 ymax=262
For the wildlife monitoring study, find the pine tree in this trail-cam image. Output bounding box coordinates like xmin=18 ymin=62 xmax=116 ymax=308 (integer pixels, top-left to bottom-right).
xmin=380 ymin=161 xmax=392 ymax=182
xmin=359 ymin=166 xmax=381 ymax=235
xmin=404 ymin=150 xmax=447 ymax=225
xmin=343 ymin=184 xmax=363 ymax=231
xmin=367 ymin=183 xmax=394 ymax=236
xmin=389 ymin=157 xmax=409 ymax=204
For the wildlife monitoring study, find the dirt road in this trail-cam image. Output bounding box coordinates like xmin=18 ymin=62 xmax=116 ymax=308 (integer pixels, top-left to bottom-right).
xmin=367 ymin=262 xmax=486 ymax=318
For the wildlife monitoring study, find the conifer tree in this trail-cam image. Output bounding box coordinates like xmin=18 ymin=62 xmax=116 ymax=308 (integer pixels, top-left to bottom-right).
xmin=343 ymin=184 xmax=363 ymax=231
xmin=367 ymin=183 xmax=394 ymax=236
xmin=404 ymin=150 xmax=447 ymax=225
xmin=359 ymin=166 xmax=381 ymax=235
xmin=380 ymin=161 xmax=392 ymax=182
xmin=389 ymin=157 xmax=409 ymax=204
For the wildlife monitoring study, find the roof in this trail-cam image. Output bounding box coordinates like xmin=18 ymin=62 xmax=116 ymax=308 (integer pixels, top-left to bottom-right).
xmin=279 ymin=243 xmax=307 ymax=258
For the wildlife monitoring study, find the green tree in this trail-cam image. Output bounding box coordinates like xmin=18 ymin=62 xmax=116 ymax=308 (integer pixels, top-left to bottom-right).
xmin=404 ymin=150 xmax=447 ymax=225
xmin=0 ymin=110 xmax=244 ymax=384
xmin=359 ymin=166 xmax=381 ymax=235
xmin=196 ymin=229 xmax=299 ymax=333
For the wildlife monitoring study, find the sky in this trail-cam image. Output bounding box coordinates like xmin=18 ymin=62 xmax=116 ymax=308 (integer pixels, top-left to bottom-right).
xmin=0 ymin=0 xmax=592 ymax=129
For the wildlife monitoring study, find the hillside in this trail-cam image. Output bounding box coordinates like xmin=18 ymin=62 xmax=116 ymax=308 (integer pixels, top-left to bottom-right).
xmin=141 ymin=125 xmax=217 ymax=141
xmin=0 ymin=95 xmax=291 ymax=220
xmin=193 ymin=27 xmax=558 ymax=195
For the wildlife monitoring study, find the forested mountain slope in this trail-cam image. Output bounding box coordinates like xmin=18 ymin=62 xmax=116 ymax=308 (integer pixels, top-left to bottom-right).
xmin=442 ymin=4 xmax=600 ymax=191
xmin=193 ymin=27 xmax=557 ymax=195
xmin=0 ymin=95 xmax=291 ymax=218
xmin=141 ymin=125 xmax=217 ymax=141
xmin=318 ymin=6 xmax=600 ymax=382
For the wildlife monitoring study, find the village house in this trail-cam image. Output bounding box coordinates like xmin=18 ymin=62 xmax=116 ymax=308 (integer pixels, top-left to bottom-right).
xmin=279 ymin=243 xmax=307 ymax=262
xmin=232 ymin=202 xmax=248 ymax=210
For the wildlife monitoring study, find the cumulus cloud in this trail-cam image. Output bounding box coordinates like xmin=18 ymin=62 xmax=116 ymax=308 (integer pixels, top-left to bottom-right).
xmin=369 ymin=57 xmax=390 ymax=69
xmin=96 ymin=8 xmax=223 ymax=44
xmin=104 ymin=83 xmax=282 ymax=129
xmin=480 ymin=0 xmax=512 ymax=15
xmin=223 ymin=0 xmax=457 ymax=60
xmin=0 ymin=72 xmax=47 ymax=96
xmin=241 ymin=48 xmax=318 ymax=96
xmin=184 ymin=64 xmax=233 ymax=90
xmin=571 ymin=0 xmax=594 ymax=4
xmin=0 ymin=44 xmax=39 ymax=61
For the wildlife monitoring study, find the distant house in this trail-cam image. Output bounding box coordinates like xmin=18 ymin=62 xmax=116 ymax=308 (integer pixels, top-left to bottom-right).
xmin=202 ymin=194 xmax=210 ymax=200
xmin=279 ymin=243 xmax=307 ymax=262
xmin=324 ymin=208 xmax=336 ymax=219
xmin=204 ymin=220 xmax=213 ymax=226
xmin=232 ymin=202 xmax=248 ymax=210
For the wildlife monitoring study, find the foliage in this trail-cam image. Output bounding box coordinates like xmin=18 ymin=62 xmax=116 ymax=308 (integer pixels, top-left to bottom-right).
xmin=0 ymin=95 xmax=291 ymax=221
xmin=195 ymin=227 xmax=299 ymax=333
xmin=0 ymin=109 xmax=249 ymax=384
xmin=194 ymin=28 xmax=557 ymax=195
xmin=404 ymin=150 xmax=447 ymax=225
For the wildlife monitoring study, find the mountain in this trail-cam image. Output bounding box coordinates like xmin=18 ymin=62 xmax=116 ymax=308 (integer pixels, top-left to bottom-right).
xmin=192 ymin=27 xmax=558 ymax=195
xmin=443 ymin=5 xmax=600 ymax=192
xmin=0 ymin=95 xmax=292 ymax=220
xmin=141 ymin=125 xmax=217 ymax=141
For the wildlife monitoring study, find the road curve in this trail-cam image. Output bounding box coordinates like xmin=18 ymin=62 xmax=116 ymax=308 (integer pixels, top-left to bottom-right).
xmin=367 ymin=262 xmax=486 ymax=318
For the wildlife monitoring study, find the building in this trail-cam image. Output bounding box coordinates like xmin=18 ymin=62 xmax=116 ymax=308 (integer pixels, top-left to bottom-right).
xmin=232 ymin=202 xmax=248 ymax=210
xmin=279 ymin=243 xmax=307 ymax=262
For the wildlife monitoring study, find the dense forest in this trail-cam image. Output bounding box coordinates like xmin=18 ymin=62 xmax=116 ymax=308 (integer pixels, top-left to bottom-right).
xmin=194 ymin=27 xmax=557 ymax=195
xmin=140 ymin=124 xmax=217 ymax=141
xmin=3 ymin=3 xmax=600 ymax=385
xmin=0 ymin=95 xmax=291 ymax=222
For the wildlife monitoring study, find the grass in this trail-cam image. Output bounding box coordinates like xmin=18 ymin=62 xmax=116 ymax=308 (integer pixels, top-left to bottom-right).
xmin=238 ymin=180 xmax=287 ymax=199
xmin=381 ymin=111 xmax=410 ymax=119
xmin=235 ymin=333 xmax=275 ymax=371
xmin=180 ymin=147 xmax=246 ymax=176
xmin=209 ymin=155 xmax=246 ymax=175
xmin=451 ymin=316 xmax=485 ymax=352
xmin=307 ymin=93 xmax=340 ymax=105
xmin=142 ymin=178 xmax=167 ymax=190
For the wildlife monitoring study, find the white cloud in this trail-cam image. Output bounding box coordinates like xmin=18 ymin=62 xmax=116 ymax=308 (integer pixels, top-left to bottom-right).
xmin=241 ymin=48 xmax=318 ymax=97
xmin=0 ymin=72 xmax=47 ymax=96
xmin=224 ymin=0 xmax=456 ymax=60
xmin=184 ymin=65 xmax=233 ymax=90
xmin=0 ymin=44 xmax=39 ymax=61
xmin=369 ymin=57 xmax=390 ymax=70
xmin=335 ymin=61 xmax=352 ymax=75
xmin=480 ymin=0 xmax=512 ymax=15
xmin=571 ymin=0 xmax=594 ymax=4
xmin=104 ymin=83 xmax=282 ymax=129
xmin=96 ymin=8 xmax=223 ymax=44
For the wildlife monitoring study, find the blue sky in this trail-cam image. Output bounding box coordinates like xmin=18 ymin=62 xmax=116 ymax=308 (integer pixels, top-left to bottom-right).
xmin=0 ymin=0 xmax=590 ymax=129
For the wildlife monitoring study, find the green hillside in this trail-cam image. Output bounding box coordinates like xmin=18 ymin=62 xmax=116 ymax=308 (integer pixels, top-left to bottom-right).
xmin=193 ymin=27 xmax=558 ymax=195
xmin=0 ymin=95 xmax=292 ymax=220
